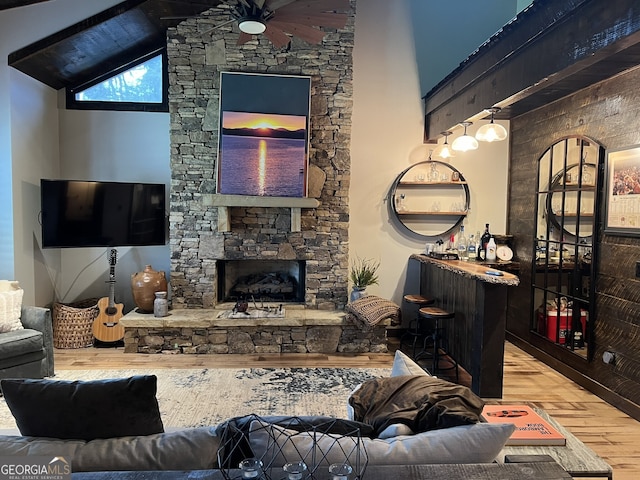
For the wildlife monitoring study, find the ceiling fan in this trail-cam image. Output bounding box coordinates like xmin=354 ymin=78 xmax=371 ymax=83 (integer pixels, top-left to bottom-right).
xmin=171 ymin=0 xmax=350 ymax=48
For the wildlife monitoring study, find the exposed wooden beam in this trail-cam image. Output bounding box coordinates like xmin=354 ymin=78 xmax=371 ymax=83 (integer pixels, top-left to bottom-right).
xmin=0 ymin=0 xmax=50 ymax=10
xmin=423 ymin=0 xmax=640 ymax=141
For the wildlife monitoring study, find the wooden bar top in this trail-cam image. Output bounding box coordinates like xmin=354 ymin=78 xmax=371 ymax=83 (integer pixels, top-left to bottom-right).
xmin=410 ymin=254 xmax=520 ymax=286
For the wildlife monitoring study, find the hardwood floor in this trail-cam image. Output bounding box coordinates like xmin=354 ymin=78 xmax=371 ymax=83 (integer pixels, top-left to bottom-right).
xmin=53 ymin=340 xmax=640 ymax=480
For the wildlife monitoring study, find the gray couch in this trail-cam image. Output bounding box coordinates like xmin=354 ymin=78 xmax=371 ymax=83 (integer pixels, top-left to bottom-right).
xmin=0 ymin=352 xmax=517 ymax=475
xmin=0 ymin=306 xmax=54 ymax=381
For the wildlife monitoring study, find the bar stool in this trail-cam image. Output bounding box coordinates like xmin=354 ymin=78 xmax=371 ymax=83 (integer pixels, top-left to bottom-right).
xmin=399 ymin=294 xmax=435 ymax=359
xmin=415 ymin=306 xmax=458 ymax=382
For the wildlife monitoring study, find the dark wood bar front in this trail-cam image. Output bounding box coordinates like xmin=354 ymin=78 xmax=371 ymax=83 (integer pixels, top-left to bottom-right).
xmin=410 ymin=254 xmax=520 ymax=398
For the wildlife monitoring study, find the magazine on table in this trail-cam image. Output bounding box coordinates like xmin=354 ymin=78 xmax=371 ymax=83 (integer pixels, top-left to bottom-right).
xmin=482 ymin=404 xmax=566 ymax=446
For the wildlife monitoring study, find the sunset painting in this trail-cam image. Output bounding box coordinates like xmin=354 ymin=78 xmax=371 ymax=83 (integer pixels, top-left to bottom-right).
xmin=217 ymin=72 xmax=311 ymax=198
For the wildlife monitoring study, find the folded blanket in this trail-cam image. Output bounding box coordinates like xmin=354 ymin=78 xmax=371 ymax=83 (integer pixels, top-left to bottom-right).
xmin=348 ymin=375 xmax=484 ymax=436
xmin=346 ymin=295 xmax=401 ymax=328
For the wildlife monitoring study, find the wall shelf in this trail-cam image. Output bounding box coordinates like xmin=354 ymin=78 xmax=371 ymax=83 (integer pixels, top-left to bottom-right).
xmin=203 ymin=194 xmax=320 ymax=232
xmin=388 ymin=160 xmax=470 ymax=237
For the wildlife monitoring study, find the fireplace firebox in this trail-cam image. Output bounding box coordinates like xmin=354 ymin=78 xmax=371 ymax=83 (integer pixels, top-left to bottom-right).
xmin=217 ymin=260 xmax=306 ymax=303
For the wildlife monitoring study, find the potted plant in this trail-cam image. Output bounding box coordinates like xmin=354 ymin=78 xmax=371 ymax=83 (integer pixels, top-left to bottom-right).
xmin=349 ymin=256 xmax=380 ymax=302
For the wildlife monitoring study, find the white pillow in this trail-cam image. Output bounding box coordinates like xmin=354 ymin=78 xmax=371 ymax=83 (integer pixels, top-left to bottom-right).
xmin=0 ymin=427 xmax=220 ymax=472
xmin=377 ymin=423 xmax=414 ymax=439
xmin=249 ymin=420 xmax=515 ymax=466
xmin=390 ymin=350 xmax=429 ymax=377
xmin=0 ymin=281 xmax=24 ymax=333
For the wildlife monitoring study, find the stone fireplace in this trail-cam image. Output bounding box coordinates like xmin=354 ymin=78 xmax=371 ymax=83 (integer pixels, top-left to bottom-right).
xmin=166 ymin=2 xmax=356 ymax=311
xmin=216 ymin=259 xmax=305 ymax=303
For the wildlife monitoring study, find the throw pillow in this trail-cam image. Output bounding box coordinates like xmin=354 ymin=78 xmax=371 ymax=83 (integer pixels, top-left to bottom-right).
xmin=390 ymin=350 xmax=429 ymax=377
xmin=0 ymin=280 xmax=24 ymax=333
xmin=249 ymin=420 xmax=516 ymax=466
xmin=0 ymin=375 xmax=164 ymax=440
xmin=0 ymin=427 xmax=220 ymax=472
xmin=377 ymin=423 xmax=415 ymax=439
xmin=348 ymin=375 xmax=485 ymax=436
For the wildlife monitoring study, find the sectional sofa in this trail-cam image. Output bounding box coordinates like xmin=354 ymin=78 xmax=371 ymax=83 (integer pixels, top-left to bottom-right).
xmin=0 ymin=351 xmax=518 ymax=477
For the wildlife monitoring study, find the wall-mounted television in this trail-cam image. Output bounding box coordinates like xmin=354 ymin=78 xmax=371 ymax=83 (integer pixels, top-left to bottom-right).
xmin=40 ymin=179 xmax=167 ymax=248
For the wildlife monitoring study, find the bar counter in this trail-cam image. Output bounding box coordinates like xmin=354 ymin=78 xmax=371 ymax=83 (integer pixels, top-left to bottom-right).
xmin=409 ymin=254 xmax=520 ymax=398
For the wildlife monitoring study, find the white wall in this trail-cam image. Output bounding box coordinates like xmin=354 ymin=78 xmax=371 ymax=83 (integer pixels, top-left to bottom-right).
xmin=351 ymin=0 xmax=513 ymax=308
xmin=1 ymin=0 xmax=121 ymax=303
xmin=57 ymin=109 xmax=170 ymax=310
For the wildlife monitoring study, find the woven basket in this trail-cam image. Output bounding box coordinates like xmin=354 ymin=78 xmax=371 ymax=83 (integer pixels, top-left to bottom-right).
xmin=52 ymin=298 xmax=100 ymax=349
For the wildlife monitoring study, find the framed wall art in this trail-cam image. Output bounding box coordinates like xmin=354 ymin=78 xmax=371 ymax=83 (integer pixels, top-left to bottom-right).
xmin=604 ymin=144 xmax=640 ymax=235
xmin=217 ymin=72 xmax=311 ymax=198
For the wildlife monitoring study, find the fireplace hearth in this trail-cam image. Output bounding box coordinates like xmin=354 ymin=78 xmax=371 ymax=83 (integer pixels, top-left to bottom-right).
xmin=217 ymin=260 xmax=306 ymax=304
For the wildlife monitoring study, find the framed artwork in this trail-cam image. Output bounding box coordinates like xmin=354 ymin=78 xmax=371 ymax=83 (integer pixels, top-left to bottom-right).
xmin=217 ymin=71 xmax=311 ymax=197
xmin=604 ymin=144 xmax=640 ymax=235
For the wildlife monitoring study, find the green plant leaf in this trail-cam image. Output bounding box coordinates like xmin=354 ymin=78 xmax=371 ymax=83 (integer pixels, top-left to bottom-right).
xmin=350 ymin=256 xmax=380 ymax=288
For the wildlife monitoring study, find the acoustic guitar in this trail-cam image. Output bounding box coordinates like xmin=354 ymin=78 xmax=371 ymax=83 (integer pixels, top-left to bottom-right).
xmin=93 ymin=249 xmax=125 ymax=343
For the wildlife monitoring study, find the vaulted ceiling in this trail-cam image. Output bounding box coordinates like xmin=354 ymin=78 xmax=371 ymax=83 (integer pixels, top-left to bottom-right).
xmin=6 ymin=0 xmax=640 ymax=135
xmin=6 ymin=0 xmax=223 ymax=90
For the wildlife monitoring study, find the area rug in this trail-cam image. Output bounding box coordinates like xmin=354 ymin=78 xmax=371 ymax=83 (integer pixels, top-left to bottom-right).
xmin=0 ymin=367 xmax=389 ymax=431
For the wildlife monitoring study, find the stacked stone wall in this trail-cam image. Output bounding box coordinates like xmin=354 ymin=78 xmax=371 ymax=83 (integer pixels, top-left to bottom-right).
xmin=123 ymin=324 xmax=388 ymax=354
xmin=166 ymin=2 xmax=356 ymax=310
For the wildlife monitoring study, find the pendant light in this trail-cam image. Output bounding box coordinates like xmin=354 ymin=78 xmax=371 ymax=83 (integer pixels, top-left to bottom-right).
xmin=451 ymin=122 xmax=478 ymax=152
xmin=476 ymin=107 xmax=508 ymax=142
xmin=432 ymin=131 xmax=456 ymax=160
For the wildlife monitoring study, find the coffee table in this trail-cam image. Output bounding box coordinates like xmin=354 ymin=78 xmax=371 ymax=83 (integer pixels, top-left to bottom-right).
xmin=72 ymin=462 xmax=572 ymax=480
xmin=497 ymin=408 xmax=613 ymax=479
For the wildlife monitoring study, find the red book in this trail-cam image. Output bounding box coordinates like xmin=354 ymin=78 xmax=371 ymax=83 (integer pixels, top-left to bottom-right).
xmin=482 ymin=405 xmax=566 ymax=446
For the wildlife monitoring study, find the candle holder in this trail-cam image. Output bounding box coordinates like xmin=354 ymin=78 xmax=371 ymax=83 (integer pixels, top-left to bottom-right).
xmin=329 ymin=463 xmax=353 ymax=480
xmin=239 ymin=458 xmax=263 ymax=479
xmin=283 ymin=461 xmax=308 ymax=480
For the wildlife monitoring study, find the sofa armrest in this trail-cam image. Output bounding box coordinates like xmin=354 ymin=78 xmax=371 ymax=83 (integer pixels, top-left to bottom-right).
xmin=20 ymin=306 xmax=55 ymax=377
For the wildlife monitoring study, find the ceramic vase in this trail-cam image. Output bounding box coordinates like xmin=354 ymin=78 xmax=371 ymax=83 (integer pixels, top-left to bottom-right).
xmin=153 ymin=291 xmax=168 ymax=317
xmin=131 ymin=265 xmax=168 ymax=313
xmin=350 ymin=287 xmax=366 ymax=303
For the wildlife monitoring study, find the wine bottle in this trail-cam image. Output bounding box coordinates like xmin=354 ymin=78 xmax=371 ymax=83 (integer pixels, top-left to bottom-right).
xmin=480 ymin=224 xmax=491 ymax=260
xmin=458 ymin=226 xmax=468 ymax=260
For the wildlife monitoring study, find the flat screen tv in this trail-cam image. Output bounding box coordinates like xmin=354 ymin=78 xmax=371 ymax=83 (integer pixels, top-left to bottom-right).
xmin=40 ymin=179 xmax=167 ymax=248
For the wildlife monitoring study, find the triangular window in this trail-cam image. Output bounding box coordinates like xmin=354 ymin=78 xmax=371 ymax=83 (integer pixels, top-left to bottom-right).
xmin=66 ymin=50 xmax=167 ymax=112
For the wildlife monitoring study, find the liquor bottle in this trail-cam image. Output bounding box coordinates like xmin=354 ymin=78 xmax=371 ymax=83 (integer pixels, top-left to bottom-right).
xmin=486 ymin=236 xmax=497 ymax=261
xmin=458 ymin=226 xmax=468 ymax=260
xmin=467 ymin=234 xmax=476 ymax=261
xmin=476 ymin=230 xmax=483 ymax=261
xmin=480 ymin=224 xmax=491 ymax=260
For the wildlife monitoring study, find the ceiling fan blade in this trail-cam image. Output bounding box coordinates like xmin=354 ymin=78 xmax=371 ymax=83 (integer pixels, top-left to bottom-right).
xmin=263 ymin=24 xmax=292 ymax=48
xmin=236 ymin=31 xmax=254 ymax=45
xmin=281 ymin=0 xmax=350 ymax=13
xmin=268 ymin=19 xmax=325 ymax=44
xmin=201 ymin=17 xmax=238 ymax=36
xmin=265 ymin=0 xmax=298 ymax=11
xmin=254 ymin=0 xmax=267 ymax=9
xmin=274 ymin=11 xmax=347 ymax=29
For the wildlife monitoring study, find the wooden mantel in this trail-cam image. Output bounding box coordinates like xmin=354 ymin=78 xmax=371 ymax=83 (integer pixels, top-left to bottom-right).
xmin=203 ymin=194 xmax=320 ymax=232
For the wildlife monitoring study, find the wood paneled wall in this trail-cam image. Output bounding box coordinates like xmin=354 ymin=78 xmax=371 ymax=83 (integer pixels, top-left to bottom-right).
xmin=507 ymin=65 xmax=640 ymax=419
